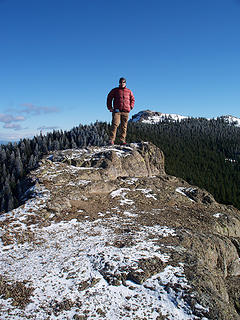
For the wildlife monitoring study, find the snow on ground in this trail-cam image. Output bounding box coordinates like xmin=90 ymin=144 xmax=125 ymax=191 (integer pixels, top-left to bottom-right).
xmin=213 ymin=213 xmax=222 ymax=218
xmin=110 ymin=188 xmax=134 ymax=206
xmin=124 ymin=177 xmax=139 ymax=185
xmin=175 ymin=187 xmax=195 ymax=202
xmin=213 ymin=213 xmax=225 ymax=218
xmin=53 ymin=145 xmax=136 ymax=163
xmin=0 ymin=183 xmax=208 ymax=319
xmin=219 ymin=115 xmax=240 ymax=127
xmin=131 ymin=111 xmax=240 ymax=127
xmin=131 ymin=111 xmax=188 ymax=124
xmin=141 ymin=113 xmax=188 ymax=124
xmin=136 ymin=188 xmax=158 ymax=200
xmin=67 ymin=180 xmax=91 ymax=187
xmin=110 ymin=187 xmax=158 ymax=206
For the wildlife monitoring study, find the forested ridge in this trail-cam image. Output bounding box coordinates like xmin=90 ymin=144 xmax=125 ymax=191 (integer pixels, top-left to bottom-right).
xmin=127 ymin=117 xmax=240 ymax=209
xmin=1 ymin=117 xmax=240 ymax=213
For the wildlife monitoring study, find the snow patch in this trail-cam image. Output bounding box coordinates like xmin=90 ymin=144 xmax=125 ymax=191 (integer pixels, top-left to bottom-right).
xmin=176 ymin=187 xmax=195 ymax=202
xmin=0 ymin=217 xmax=190 ymax=320
xmin=110 ymin=188 xmax=134 ymax=206
xmin=213 ymin=213 xmax=223 ymax=218
xmin=136 ymin=188 xmax=157 ymax=200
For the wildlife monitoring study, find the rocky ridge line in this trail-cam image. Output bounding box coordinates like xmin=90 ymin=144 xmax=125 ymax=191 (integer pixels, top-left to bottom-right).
xmin=0 ymin=142 xmax=240 ymax=319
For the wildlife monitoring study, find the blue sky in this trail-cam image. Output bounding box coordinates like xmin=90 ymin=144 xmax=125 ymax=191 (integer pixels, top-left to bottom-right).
xmin=0 ymin=0 xmax=240 ymax=141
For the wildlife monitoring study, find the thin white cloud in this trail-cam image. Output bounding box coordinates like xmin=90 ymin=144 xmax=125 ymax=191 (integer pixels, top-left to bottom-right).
xmin=3 ymin=123 xmax=24 ymax=130
xmin=20 ymin=103 xmax=60 ymax=115
xmin=0 ymin=113 xmax=25 ymax=123
xmin=1 ymin=103 xmax=61 ymax=134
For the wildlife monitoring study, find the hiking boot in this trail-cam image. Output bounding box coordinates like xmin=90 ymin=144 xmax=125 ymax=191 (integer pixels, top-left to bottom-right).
xmin=120 ymin=141 xmax=126 ymax=146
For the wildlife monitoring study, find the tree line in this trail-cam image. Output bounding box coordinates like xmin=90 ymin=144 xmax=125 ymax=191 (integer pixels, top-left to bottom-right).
xmin=0 ymin=122 xmax=109 ymax=213
xmin=127 ymin=117 xmax=240 ymax=209
xmin=1 ymin=117 xmax=240 ymax=213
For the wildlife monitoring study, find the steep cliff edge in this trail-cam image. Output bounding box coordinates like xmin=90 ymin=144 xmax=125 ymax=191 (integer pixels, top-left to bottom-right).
xmin=1 ymin=142 xmax=240 ymax=319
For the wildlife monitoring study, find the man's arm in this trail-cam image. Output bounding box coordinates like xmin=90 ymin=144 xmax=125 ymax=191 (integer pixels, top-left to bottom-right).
xmin=130 ymin=90 xmax=135 ymax=110
xmin=107 ymin=89 xmax=115 ymax=112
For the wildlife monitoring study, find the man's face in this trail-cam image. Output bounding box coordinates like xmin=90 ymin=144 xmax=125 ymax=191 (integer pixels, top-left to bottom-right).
xmin=119 ymin=80 xmax=126 ymax=88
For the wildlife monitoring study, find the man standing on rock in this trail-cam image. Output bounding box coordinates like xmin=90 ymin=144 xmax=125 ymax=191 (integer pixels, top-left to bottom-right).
xmin=107 ymin=77 xmax=135 ymax=145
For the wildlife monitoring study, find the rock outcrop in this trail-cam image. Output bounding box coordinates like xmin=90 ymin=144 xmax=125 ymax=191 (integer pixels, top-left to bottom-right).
xmin=1 ymin=142 xmax=240 ymax=319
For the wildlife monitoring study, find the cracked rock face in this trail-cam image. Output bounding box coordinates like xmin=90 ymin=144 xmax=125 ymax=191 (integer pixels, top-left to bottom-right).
xmin=1 ymin=142 xmax=240 ymax=320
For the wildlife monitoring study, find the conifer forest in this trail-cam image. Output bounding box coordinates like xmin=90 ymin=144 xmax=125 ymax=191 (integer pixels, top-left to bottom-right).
xmin=1 ymin=117 xmax=240 ymax=213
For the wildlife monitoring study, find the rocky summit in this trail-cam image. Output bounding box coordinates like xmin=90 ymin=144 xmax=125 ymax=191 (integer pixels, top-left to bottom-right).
xmin=1 ymin=142 xmax=240 ymax=320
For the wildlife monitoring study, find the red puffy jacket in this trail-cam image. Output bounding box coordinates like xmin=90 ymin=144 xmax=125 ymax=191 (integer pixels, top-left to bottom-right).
xmin=107 ymin=87 xmax=135 ymax=112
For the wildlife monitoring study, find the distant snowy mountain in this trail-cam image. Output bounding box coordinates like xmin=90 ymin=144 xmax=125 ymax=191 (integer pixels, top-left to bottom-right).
xmin=130 ymin=110 xmax=240 ymax=126
xmin=218 ymin=115 xmax=240 ymax=127
xmin=130 ymin=110 xmax=189 ymax=124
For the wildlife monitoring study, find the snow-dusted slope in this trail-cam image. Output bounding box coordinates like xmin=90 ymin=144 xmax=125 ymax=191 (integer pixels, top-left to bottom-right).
xmin=0 ymin=185 xmax=194 ymax=320
xmin=130 ymin=110 xmax=240 ymax=126
xmin=1 ymin=143 xmax=240 ymax=319
xmin=218 ymin=115 xmax=240 ymax=127
xmin=130 ymin=110 xmax=189 ymax=124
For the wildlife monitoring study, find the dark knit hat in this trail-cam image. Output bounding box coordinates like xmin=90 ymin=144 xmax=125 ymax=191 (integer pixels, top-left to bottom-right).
xmin=119 ymin=77 xmax=126 ymax=83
